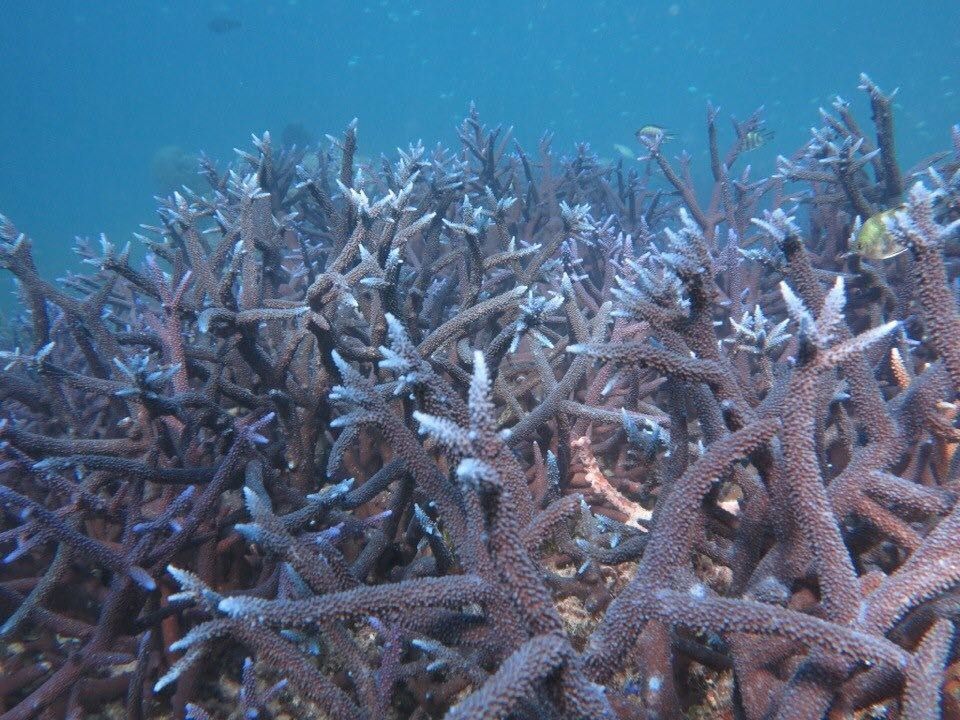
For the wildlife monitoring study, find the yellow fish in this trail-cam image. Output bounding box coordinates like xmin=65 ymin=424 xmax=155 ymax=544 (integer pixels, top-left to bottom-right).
xmin=741 ymin=129 xmax=774 ymax=151
xmin=854 ymin=206 xmax=907 ymax=260
xmin=613 ymin=143 xmax=636 ymax=159
xmin=635 ymin=125 xmax=675 ymax=143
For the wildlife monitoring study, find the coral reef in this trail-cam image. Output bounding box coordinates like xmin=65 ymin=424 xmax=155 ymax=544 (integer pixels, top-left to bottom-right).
xmin=1 ymin=76 xmax=960 ymax=719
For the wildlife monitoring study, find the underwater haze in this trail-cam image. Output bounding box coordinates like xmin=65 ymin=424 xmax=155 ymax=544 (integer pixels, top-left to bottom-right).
xmin=7 ymin=1 xmax=960 ymax=718
xmin=1 ymin=0 xmax=957 ymax=284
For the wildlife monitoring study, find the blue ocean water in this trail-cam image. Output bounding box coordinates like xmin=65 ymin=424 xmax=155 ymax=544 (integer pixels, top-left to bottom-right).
xmin=1 ymin=0 xmax=957 ymax=288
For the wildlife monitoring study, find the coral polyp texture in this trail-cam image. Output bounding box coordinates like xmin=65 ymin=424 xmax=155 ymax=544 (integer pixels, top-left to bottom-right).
xmin=2 ymin=77 xmax=960 ymax=719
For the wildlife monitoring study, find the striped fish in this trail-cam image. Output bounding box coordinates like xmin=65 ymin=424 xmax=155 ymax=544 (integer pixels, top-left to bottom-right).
xmin=741 ymin=128 xmax=775 ymax=151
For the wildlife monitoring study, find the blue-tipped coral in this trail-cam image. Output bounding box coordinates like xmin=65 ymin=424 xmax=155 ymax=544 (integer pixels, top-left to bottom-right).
xmin=1 ymin=78 xmax=959 ymax=720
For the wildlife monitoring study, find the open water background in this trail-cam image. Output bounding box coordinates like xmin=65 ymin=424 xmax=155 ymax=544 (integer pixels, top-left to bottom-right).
xmin=0 ymin=0 xmax=958 ymax=298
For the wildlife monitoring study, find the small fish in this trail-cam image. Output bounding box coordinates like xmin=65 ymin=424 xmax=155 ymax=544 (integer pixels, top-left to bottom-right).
xmin=741 ymin=128 xmax=774 ymax=151
xmin=207 ymin=16 xmax=241 ymax=34
xmin=613 ymin=143 xmax=636 ymax=159
xmin=635 ymin=125 xmax=675 ymax=144
xmin=853 ymin=206 xmax=908 ymax=260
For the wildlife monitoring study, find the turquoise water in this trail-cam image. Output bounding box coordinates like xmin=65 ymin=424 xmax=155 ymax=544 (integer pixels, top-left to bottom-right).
xmin=1 ymin=0 xmax=958 ymax=282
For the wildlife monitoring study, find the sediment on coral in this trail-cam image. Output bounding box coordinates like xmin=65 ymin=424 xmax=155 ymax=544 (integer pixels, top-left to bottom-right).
xmin=1 ymin=78 xmax=959 ymax=719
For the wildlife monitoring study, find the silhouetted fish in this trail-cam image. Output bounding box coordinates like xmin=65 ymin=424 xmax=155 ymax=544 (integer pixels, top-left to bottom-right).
xmin=207 ymin=16 xmax=241 ymax=34
xmin=281 ymin=122 xmax=316 ymax=149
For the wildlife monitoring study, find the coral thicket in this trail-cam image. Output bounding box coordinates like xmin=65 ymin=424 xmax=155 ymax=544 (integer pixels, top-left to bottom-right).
xmin=2 ymin=77 xmax=960 ymax=719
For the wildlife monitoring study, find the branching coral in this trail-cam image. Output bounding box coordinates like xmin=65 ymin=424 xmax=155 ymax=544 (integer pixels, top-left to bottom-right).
xmin=1 ymin=77 xmax=960 ymax=720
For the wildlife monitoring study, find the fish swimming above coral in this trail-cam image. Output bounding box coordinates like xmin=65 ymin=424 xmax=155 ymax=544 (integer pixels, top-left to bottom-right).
xmin=635 ymin=124 xmax=675 ymax=144
xmin=739 ymin=127 xmax=775 ymax=150
xmin=207 ymin=16 xmax=241 ymax=34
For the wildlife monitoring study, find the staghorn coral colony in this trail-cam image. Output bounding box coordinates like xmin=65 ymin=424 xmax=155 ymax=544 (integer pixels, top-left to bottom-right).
xmin=1 ymin=75 xmax=960 ymax=719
